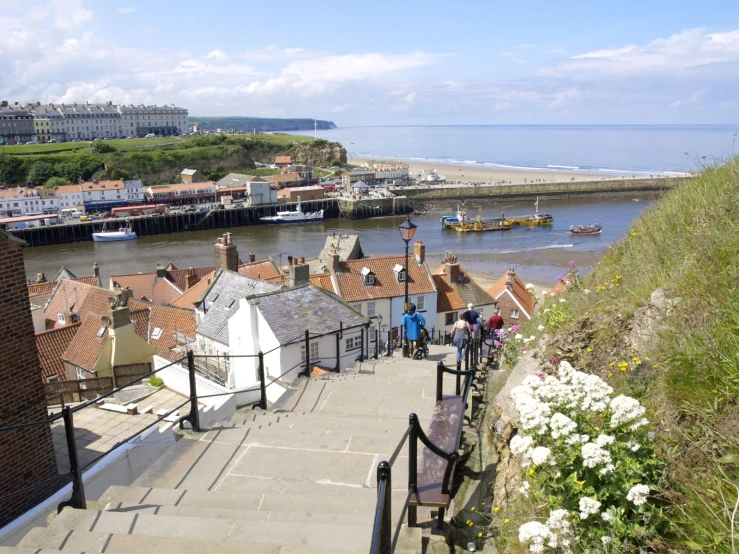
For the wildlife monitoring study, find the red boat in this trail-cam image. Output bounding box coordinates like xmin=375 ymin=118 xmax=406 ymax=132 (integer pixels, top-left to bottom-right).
xmin=570 ymin=224 xmax=602 ymax=235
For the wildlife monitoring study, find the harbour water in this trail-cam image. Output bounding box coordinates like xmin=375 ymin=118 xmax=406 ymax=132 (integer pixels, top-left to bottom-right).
xmin=23 ymin=195 xmax=654 ymax=288
xmin=295 ymin=125 xmax=737 ymax=175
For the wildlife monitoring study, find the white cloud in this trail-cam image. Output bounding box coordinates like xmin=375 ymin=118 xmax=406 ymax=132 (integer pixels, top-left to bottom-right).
xmin=52 ymin=0 xmax=93 ymax=30
xmin=117 ymin=7 xmax=136 ymax=14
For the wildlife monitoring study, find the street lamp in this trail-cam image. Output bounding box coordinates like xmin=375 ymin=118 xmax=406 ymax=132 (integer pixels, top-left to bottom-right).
xmin=398 ymin=215 xmax=417 ymax=357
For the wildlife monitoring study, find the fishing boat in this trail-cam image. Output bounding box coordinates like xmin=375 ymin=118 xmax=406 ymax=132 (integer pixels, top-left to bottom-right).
xmin=92 ymin=223 xmax=138 ymax=242
xmin=570 ymin=224 xmax=602 ymax=235
xmin=440 ymin=206 xmax=467 ymax=229
xmin=260 ymin=198 xmax=324 ymax=225
xmin=455 ymin=214 xmax=513 ymax=233
xmin=504 ymin=197 xmax=554 ymax=226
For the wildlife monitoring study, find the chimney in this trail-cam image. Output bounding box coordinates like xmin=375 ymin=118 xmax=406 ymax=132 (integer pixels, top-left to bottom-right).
xmin=93 ymin=261 xmax=100 ymax=277
xmin=185 ymin=268 xmax=199 ymax=290
xmin=36 ymin=272 xmax=47 ymax=283
xmin=444 ymin=255 xmax=460 ymax=283
xmin=109 ymin=288 xmax=134 ymax=329
xmin=248 ymin=252 xmax=256 ymax=263
xmin=413 ymin=240 xmax=425 ymax=264
xmin=287 ymin=258 xmax=310 ymax=288
xmin=214 ymin=232 xmax=239 ymax=272
xmin=156 ymin=264 xmax=167 ymax=279
xmin=506 ymin=267 xmax=516 ymax=291
xmin=330 ymin=253 xmax=340 ymax=271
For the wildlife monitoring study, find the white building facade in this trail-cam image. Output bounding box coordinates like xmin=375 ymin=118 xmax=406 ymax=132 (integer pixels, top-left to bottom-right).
xmin=117 ymin=104 xmax=189 ymax=137
xmin=123 ymin=180 xmax=146 ymax=204
xmin=0 ymin=187 xmax=60 ymax=217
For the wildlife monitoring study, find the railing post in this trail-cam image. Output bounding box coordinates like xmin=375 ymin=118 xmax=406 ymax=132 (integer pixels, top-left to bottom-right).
xmin=408 ymin=413 xmax=418 ymax=527
xmin=59 ymin=406 xmax=86 ymax=511
xmin=187 ymin=350 xmax=200 ymax=432
xmin=303 ymin=329 xmax=311 ymax=378
xmin=335 ymin=332 xmax=341 ymax=372
xmin=374 ymin=328 xmax=379 ymax=359
xmin=386 ymin=330 xmax=392 ymax=357
xmin=464 ymin=340 xmax=470 ymax=371
xmin=436 ymin=361 xmax=444 ymax=402
xmin=359 ymin=327 xmax=365 ymax=362
xmin=376 ymin=461 xmax=392 ymax=554
xmin=258 ymin=351 xmax=266 ymax=410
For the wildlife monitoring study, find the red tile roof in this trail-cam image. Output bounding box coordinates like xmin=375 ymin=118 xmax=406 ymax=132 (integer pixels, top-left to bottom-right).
xmin=169 ymin=272 xmax=215 ymax=310
xmin=331 ymin=256 xmax=436 ymax=302
xmin=129 ymin=300 xmax=197 ymax=361
xmin=237 ymin=260 xmax=281 ymax=281
xmin=431 ymin=264 xmax=496 ymax=313
xmin=110 ymin=273 xmax=182 ymax=305
xmin=62 ymin=314 xmax=110 ymax=370
xmin=487 ymin=270 xmax=536 ymax=318
xmin=36 ymin=323 xmax=81 ymax=381
xmin=28 ymin=276 xmax=101 ymax=299
xmin=44 ymin=280 xmax=116 ymax=329
xmin=309 ymin=273 xmax=335 ymax=294
xmin=275 ymin=156 xmax=291 ymax=164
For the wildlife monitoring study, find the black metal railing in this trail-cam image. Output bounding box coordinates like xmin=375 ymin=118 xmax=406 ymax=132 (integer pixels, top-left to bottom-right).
xmin=370 ymin=341 xmax=479 ymax=553
xmin=0 ymin=321 xmax=380 ymax=522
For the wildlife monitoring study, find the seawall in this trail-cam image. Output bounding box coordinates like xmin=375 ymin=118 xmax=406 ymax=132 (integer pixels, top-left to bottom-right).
xmin=392 ymin=177 xmax=688 ymax=201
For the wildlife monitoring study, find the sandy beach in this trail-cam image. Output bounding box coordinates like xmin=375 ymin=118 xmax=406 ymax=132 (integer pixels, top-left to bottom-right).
xmin=349 ymin=157 xmax=669 ymax=186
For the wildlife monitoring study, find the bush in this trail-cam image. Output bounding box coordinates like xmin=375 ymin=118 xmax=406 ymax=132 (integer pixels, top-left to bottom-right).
xmin=27 ymin=161 xmax=55 ymax=186
xmin=93 ymin=140 xmax=116 ymax=153
xmin=330 ymin=158 xmax=342 ymax=167
xmin=109 ymin=168 xmax=130 ymax=180
xmin=44 ymin=176 xmax=71 ymax=188
xmin=149 ymin=376 xmax=164 ymax=388
xmin=0 ymin=155 xmax=25 ymax=184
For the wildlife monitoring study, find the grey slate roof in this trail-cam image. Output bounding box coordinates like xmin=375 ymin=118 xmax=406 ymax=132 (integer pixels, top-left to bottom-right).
xmin=195 ymin=270 xmax=281 ymax=346
xmin=216 ymin=173 xmax=258 ymax=189
xmin=250 ymin=285 xmax=368 ymax=346
xmin=352 ymin=180 xmax=370 ymax=189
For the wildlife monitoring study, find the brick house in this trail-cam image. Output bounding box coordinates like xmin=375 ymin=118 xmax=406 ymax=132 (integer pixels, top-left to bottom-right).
xmin=486 ymin=267 xmax=536 ymax=323
xmin=274 ymin=155 xmax=291 ymax=169
xmin=0 ymin=229 xmax=58 ymax=528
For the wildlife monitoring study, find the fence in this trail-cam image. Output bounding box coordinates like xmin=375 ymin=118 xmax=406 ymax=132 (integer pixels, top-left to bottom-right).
xmin=43 ymin=376 xmax=114 ymax=406
xmin=112 ymin=362 xmax=152 ymax=386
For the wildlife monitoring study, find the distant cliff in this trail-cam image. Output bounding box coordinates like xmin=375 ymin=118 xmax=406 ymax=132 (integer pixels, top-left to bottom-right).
xmin=189 ymin=116 xmax=337 ymax=133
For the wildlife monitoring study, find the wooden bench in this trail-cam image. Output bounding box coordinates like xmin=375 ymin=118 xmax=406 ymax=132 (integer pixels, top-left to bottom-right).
xmin=407 ymin=361 xmax=476 ymax=528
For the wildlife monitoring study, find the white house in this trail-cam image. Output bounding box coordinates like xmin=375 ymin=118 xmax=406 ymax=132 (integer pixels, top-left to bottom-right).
xmin=0 ymin=187 xmax=59 ymax=217
xmin=123 ymin=180 xmax=146 ymax=204
xmin=228 ymin=281 xmax=368 ymax=403
xmin=310 ymin=240 xmax=438 ymax=340
xmin=431 ymin=253 xmax=497 ymax=336
xmin=56 ymin=184 xmax=84 ymax=212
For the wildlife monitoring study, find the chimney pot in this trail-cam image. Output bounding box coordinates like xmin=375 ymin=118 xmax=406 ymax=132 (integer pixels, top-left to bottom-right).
xmin=299 ymin=256 xmax=305 ymax=264
xmin=248 ymin=252 xmax=256 ymax=263
xmin=93 ymin=262 xmax=100 ymax=277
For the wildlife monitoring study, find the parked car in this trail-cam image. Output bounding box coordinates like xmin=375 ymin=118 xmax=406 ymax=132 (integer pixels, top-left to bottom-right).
xmin=79 ymin=215 xmax=92 ymax=222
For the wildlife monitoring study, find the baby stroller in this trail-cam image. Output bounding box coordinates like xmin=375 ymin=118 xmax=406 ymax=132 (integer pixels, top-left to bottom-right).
xmin=412 ymin=326 xmax=430 ymax=360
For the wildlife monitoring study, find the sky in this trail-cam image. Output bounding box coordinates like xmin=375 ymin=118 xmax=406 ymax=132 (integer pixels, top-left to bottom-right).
xmin=1 ymin=0 xmax=738 ymax=125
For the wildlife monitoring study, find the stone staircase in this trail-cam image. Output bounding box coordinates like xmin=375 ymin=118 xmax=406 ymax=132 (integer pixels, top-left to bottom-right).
xmin=3 ymin=346 xmax=460 ymax=554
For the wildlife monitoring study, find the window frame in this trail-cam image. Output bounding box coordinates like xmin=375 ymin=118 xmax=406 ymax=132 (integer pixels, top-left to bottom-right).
xmin=445 ymin=312 xmax=458 ymax=326
xmin=510 ymin=308 xmax=520 ymax=319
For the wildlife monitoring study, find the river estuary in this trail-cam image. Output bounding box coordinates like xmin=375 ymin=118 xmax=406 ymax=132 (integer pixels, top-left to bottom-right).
xmin=22 ymin=194 xmax=655 ymax=289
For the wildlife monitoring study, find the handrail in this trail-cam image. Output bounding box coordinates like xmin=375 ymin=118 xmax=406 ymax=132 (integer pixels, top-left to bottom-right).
xmin=370 ymin=462 xmax=391 ymax=554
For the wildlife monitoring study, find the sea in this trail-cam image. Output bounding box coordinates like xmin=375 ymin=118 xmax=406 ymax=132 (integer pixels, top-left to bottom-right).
xmin=294 ymin=124 xmax=738 ymax=175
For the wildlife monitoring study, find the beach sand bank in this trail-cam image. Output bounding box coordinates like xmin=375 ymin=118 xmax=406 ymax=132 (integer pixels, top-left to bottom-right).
xmin=349 ymin=157 xmax=670 ymax=185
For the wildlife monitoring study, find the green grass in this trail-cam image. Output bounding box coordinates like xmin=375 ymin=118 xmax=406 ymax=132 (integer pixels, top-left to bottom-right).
xmin=507 ymin=158 xmax=739 ymax=551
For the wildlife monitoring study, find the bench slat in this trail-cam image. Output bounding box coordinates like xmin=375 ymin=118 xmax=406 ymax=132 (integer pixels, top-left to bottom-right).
xmin=410 ymin=395 xmax=465 ymax=508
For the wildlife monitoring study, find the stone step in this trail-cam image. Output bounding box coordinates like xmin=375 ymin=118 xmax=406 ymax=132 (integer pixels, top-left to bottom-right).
xmin=42 ymin=508 xmax=375 ymax=551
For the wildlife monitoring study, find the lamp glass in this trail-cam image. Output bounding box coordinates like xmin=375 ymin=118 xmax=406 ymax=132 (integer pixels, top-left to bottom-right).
xmin=398 ymin=215 xmax=417 ymax=242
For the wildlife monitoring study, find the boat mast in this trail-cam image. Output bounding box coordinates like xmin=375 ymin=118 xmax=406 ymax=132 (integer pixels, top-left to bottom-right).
xmin=535 ymin=197 xmax=539 ymax=214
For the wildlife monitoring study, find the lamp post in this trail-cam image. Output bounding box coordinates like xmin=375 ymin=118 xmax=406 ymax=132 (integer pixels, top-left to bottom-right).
xmin=398 ymin=215 xmax=417 ymax=357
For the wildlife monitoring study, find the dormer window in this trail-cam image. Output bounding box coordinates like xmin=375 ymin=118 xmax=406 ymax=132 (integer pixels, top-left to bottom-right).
xmin=360 ymin=267 xmax=376 ymax=285
xmin=57 ymin=313 xmax=66 ymax=324
xmin=393 ymin=264 xmax=407 ymax=283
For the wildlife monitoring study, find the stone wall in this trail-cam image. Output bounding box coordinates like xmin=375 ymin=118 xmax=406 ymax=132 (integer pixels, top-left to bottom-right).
xmin=0 ymin=230 xmax=58 ymax=527
xmin=391 ymin=177 xmax=688 ymax=202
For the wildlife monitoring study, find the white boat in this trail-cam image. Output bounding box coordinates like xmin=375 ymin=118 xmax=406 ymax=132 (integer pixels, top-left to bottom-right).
xmin=260 ymin=198 xmax=324 ymax=225
xmin=92 ymin=225 xmax=138 ymax=242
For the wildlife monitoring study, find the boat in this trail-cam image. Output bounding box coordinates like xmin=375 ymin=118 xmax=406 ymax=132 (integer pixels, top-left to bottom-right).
xmin=260 ymin=198 xmax=324 ymax=225
xmin=570 ymin=224 xmax=602 ymax=235
xmin=504 ymin=197 xmax=554 ymax=226
xmin=455 ymin=214 xmax=513 ymax=233
xmin=441 ymin=206 xmax=467 ymax=229
xmin=92 ymin=224 xmax=138 ymax=242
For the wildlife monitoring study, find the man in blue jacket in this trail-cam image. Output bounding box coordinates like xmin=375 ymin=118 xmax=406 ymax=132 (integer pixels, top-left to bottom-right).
xmin=402 ymin=303 xmax=426 ymax=359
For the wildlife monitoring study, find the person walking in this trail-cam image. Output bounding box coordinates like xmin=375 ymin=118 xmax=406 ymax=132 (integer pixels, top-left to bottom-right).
xmin=462 ymin=303 xmax=481 ymax=339
xmin=486 ymin=312 xmax=504 ymax=340
xmin=402 ymin=304 xmax=426 ymax=359
xmin=451 ymin=313 xmax=471 ymax=369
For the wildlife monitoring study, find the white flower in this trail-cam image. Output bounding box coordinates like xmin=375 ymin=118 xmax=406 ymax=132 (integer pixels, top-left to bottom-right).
xmin=518 ymin=521 xmax=552 ymax=553
xmin=546 ymin=509 xmax=571 ymax=532
xmin=599 ymin=463 xmax=615 ymax=475
xmin=627 ymin=439 xmax=641 ymax=452
xmin=537 ymin=324 xmax=545 ymax=331
xmin=609 ymin=395 xmax=646 ymax=427
xmin=596 ymin=434 xmax=615 ymax=447
xmin=526 ymin=283 xmax=535 ymax=290
xmin=515 ymin=333 xmax=523 ymax=340
xmin=584 ymin=288 xmax=591 ymax=295
xmin=601 ymin=512 xmax=612 ymax=522
xmin=627 ymin=484 xmax=650 ymax=506
xmin=528 ymin=446 xmax=552 ymax=466
xmin=543 ymin=308 xmax=550 ymax=313
xmin=582 ymin=442 xmax=612 ymax=468
xmin=579 ymin=496 xmax=602 ymax=519
xmin=510 ymin=434 xmax=534 ymax=455
xmin=523 ymin=338 xmax=531 ymax=344
xmin=630 ymin=417 xmax=649 ymax=431
xmin=559 ymin=298 xmax=566 ymax=303
xmin=601 ymin=536 xmax=612 ymax=544
xmin=520 ymin=480 xmax=531 ymax=498
xmin=549 ymin=412 xmax=577 ymax=439
xmin=529 ymin=335 xmax=535 ymax=341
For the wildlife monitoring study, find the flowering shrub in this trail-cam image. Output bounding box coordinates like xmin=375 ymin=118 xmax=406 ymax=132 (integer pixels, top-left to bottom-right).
xmin=539 ymin=297 xmax=571 ymax=329
xmin=510 ymin=361 xmax=666 ymax=552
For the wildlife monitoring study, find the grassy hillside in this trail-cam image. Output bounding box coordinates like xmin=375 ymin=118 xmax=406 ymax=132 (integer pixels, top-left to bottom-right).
xmin=0 ymin=134 xmax=340 ymax=186
xmin=498 ymin=158 xmax=738 ymax=551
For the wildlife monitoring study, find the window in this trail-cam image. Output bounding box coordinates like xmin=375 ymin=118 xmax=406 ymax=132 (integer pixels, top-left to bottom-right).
xmin=360 ymin=267 xmax=375 ymax=285
xmin=367 ymin=302 xmax=376 ymax=317
xmin=76 ymin=366 xmax=86 ymax=380
xmin=345 ymin=335 xmax=361 ymax=351
xmin=57 ymin=313 xmax=66 ymax=324
xmin=351 ymin=303 xmax=362 ymax=313
xmin=301 ymin=341 xmax=319 ymax=361
xmin=46 ymin=375 xmax=60 ymax=383
xmin=445 ymin=312 xmax=458 ymax=326
xmin=151 ymin=327 xmax=163 ymax=340
xmin=510 ymin=309 xmax=520 ymax=319
xmin=393 ymin=263 xmax=406 ymax=283
xmin=416 ymin=295 xmax=425 ymax=311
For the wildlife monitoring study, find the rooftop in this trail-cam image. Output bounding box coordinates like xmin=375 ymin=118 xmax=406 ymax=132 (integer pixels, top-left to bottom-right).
xmin=487 ymin=268 xmax=536 ymax=317
xmin=432 ymin=263 xmax=497 ymax=312
xmin=36 ymin=323 xmax=81 ymax=381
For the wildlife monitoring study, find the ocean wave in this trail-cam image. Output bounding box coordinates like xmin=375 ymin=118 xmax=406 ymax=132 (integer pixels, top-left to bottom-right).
xmin=496 ymin=244 xmax=574 ymax=254
xmin=547 ymin=165 xmax=580 ymax=170
xmin=596 ymin=167 xmax=661 ymax=175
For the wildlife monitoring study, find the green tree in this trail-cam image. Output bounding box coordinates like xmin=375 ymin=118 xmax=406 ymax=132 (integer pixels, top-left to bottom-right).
xmin=93 ymin=140 xmax=116 ymax=153
xmin=109 ymin=168 xmax=130 ymax=180
xmin=330 ymin=158 xmax=342 ymax=167
xmin=27 ymin=161 xmax=55 ymax=186
xmin=44 ymin=176 xmax=71 ymax=188
xmin=0 ymin=155 xmax=25 ymax=184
